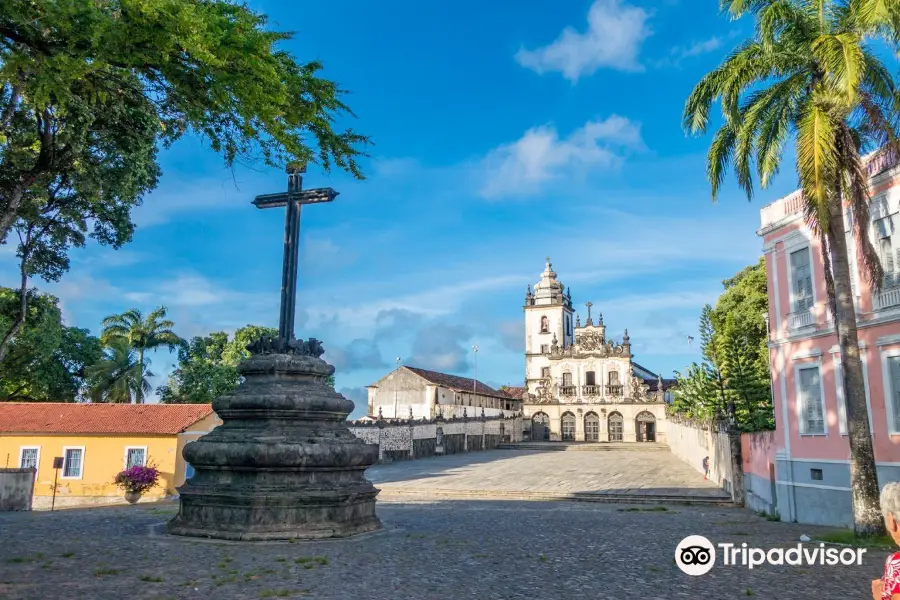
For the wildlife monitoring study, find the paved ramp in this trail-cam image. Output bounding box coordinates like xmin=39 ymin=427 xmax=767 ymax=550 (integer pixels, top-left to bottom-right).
xmin=368 ymin=447 xmax=731 ymax=505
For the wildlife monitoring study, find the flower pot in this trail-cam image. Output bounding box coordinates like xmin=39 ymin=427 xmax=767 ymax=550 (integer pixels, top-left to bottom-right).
xmin=124 ymin=491 xmax=142 ymax=504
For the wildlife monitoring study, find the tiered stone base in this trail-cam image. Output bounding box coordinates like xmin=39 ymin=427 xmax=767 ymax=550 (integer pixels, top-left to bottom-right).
xmin=167 ymin=352 xmax=381 ymax=541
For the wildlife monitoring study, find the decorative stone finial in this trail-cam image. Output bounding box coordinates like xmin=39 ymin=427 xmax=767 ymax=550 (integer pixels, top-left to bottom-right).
xmin=377 ymin=406 xmax=383 ymax=420
xmin=623 ymin=329 xmax=630 ymax=342
xmin=409 ymin=406 xmax=414 ymax=420
xmin=576 ymin=314 xmax=581 ymax=328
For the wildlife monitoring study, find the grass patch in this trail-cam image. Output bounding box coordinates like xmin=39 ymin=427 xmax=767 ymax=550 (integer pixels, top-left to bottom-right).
xmin=41 ymin=561 xmax=52 ymax=569
xmin=538 ymin=554 xmax=548 ymax=563
xmin=406 ymin=533 xmax=427 ymax=540
xmin=814 ymin=530 xmax=895 ymax=550
xmin=294 ymin=556 xmax=329 ymax=567
xmin=215 ymin=574 xmax=238 ymax=586
xmin=94 ymin=567 xmax=122 ymax=577
xmin=618 ymin=506 xmax=670 ymax=513
xmin=260 ymin=591 xmax=293 ymax=598
xmin=140 ymin=575 xmax=164 ymax=583
xmin=6 ymin=553 xmax=44 ymax=564
xmin=646 ymin=565 xmax=660 ymax=572
xmin=275 ymin=557 xmax=287 ymax=562
xmin=60 ymin=552 xmax=74 ymax=559
xmin=471 ymin=553 xmax=489 ymax=559
xmin=746 ymin=589 xmax=755 ymax=596
xmin=755 ymin=510 xmax=780 ymax=522
xmin=732 ymin=532 xmax=749 ymax=536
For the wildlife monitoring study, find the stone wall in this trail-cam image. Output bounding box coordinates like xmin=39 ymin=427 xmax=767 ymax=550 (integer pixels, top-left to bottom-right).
xmin=0 ymin=468 xmax=35 ymax=511
xmin=666 ymin=415 xmax=743 ymax=504
xmin=348 ymin=415 xmax=523 ymax=463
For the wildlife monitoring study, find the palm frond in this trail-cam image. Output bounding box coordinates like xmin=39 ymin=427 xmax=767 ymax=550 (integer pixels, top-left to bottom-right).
xmin=812 ymin=32 xmax=866 ymax=104
xmin=796 ymin=99 xmax=839 ymax=225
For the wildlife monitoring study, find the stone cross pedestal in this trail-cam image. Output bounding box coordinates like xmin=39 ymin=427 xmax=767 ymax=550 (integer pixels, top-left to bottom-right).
xmin=167 ymin=347 xmax=381 ymax=540
xmin=167 ymin=168 xmax=380 ymax=541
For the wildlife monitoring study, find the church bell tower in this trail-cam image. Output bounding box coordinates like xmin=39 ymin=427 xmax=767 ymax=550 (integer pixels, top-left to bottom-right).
xmin=524 ymin=258 xmax=574 ymax=385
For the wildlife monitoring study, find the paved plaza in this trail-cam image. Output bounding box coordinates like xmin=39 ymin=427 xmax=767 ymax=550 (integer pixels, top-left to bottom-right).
xmin=0 ymin=449 xmax=888 ymax=599
xmin=369 ymin=445 xmax=730 ymax=501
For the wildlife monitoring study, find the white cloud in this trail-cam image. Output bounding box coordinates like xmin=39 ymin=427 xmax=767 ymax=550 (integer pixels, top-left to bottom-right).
xmin=515 ymin=0 xmax=651 ymax=80
xmin=479 ymin=116 xmax=644 ymax=198
xmin=654 ymin=36 xmax=722 ymax=67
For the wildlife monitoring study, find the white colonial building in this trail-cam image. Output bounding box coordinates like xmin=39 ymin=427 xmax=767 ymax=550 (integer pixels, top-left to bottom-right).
xmin=367 ymin=366 xmax=522 ymax=420
xmin=520 ymin=259 xmax=674 ymax=442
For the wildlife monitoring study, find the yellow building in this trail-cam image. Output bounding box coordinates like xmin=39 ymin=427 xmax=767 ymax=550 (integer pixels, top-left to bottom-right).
xmin=0 ymin=403 xmax=218 ymax=509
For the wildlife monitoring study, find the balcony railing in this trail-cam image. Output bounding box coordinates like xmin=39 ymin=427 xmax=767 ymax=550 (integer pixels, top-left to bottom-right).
xmin=560 ymin=385 xmax=577 ymax=396
xmin=606 ymin=384 xmax=624 ymax=397
xmin=788 ymin=309 xmax=815 ymax=330
xmin=874 ymin=285 xmax=900 ymax=311
xmin=582 ymin=385 xmax=601 ymax=396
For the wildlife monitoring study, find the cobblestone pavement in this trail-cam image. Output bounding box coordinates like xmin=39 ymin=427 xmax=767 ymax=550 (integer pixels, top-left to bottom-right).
xmin=368 ymin=447 xmax=728 ymax=498
xmin=0 ymin=499 xmax=885 ymax=599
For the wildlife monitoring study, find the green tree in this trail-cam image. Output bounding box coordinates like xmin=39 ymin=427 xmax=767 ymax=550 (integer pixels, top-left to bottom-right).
xmin=86 ymin=337 xmax=154 ymax=403
xmin=0 ymin=0 xmax=369 ymax=360
xmin=159 ymin=324 xmax=336 ymax=403
xmin=683 ymin=0 xmax=898 ymax=536
xmin=0 ymin=287 xmax=102 ymax=401
xmin=100 ymin=307 xmax=183 ymax=404
xmin=673 ymin=305 xmax=727 ymax=421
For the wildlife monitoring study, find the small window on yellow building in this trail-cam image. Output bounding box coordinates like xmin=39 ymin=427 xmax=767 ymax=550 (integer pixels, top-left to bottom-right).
xmin=125 ymin=447 xmax=147 ymax=468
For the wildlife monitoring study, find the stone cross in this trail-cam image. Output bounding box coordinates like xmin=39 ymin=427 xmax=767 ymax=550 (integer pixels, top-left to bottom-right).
xmin=585 ymin=301 xmax=593 ymax=325
xmin=253 ymin=164 xmax=338 ymax=344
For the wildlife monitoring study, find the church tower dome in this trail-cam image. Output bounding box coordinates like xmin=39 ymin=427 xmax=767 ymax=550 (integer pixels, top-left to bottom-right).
xmin=523 ymin=258 xmax=575 ymax=369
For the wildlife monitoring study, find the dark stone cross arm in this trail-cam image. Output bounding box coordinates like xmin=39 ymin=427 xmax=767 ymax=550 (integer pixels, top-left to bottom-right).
xmin=250 ymin=168 xmax=338 ymax=355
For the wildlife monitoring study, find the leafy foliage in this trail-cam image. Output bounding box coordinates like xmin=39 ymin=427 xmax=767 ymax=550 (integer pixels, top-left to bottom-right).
xmin=672 ymin=260 xmax=774 ymax=431
xmin=0 ymin=0 xmax=369 ymax=362
xmin=100 ymin=306 xmax=184 ymax=403
xmin=86 ymin=337 xmax=155 ymax=403
xmin=0 ymin=287 xmax=102 ymax=401
xmin=159 ymin=325 xmax=336 ymax=404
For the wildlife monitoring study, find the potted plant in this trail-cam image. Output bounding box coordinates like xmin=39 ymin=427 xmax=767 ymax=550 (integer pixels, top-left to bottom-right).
xmin=114 ymin=464 xmax=159 ymax=504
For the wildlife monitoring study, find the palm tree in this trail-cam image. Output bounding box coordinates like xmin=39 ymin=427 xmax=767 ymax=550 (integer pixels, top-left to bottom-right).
xmin=86 ymin=338 xmax=155 ymax=404
xmin=684 ymin=0 xmax=900 ymax=535
xmin=100 ymin=307 xmax=183 ymax=404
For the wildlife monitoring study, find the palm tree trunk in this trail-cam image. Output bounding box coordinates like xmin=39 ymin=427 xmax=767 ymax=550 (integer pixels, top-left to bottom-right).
xmin=136 ymin=348 xmax=144 ymax=404
xmin=828 ymin=200 xmax=884 ymax=536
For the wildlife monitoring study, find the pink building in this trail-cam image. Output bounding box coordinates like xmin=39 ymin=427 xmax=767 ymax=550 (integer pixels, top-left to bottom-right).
xmin=754 ymin=150 xmax=900 ymax=526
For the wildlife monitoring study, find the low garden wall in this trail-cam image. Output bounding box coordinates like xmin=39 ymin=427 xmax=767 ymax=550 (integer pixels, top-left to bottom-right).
xmin=348 ymin=415 xmax=523 ymax=463
xmin=666 ymin=414 xmax=744 ymax=504
xmin=0 ymin=468 xmax=35 ymax=511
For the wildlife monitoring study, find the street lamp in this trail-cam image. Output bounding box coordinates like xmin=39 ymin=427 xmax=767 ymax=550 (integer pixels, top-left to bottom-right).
xmin=472 ymin=345 xmax=479 ymax=395
xmin=394 ymin=357 xmax=401 ymax=418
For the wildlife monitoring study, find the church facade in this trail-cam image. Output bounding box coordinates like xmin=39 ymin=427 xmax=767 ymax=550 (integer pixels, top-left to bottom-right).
xmin=520 ymin=260 xmax=674 ymax=443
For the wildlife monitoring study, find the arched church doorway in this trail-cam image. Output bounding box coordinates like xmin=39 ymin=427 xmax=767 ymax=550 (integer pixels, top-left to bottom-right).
xmin=532 ymin=412 xmax=550 ymax=441
xmin=561 ymin=412 xmax=576 ymax=441
xmin=635 ymin=411 xmax=657 ymax=442
xmin=584 ymin=412 xmax=600 ymax=442
xmin=608 ymin=412 xmax=623 ymax=442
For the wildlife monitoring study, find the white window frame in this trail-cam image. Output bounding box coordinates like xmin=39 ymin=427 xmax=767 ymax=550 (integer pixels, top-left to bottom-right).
xmin=833 ymin=355 xmax=873 ymax=436
xmin=788 ymin=245 xmax=816 ymax=315
xmin=123 ymin=446 xmax=148 ymax=469
xmin=18 ymin=446 xmax=40 ymax=477
xmin=794 ymin=362 xmax=827 ymax=436
xmin=61 ymin=446 xmax=85 ymax=480
xmin=882 ymin=346 xmax=900 ymax=435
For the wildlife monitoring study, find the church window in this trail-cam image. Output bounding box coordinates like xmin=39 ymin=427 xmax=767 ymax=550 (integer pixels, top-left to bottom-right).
xmin=541 ymin=367 xmax=550 ymax=378
xmin=540 ymin=344 xmax=549 ymax=354
xmin=562 ymin=372 xmax=573 ymax=386
xmin=585 ymin=371 xmax=596 ymax=386
xmin=540 ymin=316 xmax=549 ymax=333
xmin=609 ymin=371 xmax=620 ymax=385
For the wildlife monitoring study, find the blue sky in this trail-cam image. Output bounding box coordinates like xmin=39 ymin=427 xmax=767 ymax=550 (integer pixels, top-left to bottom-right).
xmin=1 ymin=0 xmax=804 ymax=418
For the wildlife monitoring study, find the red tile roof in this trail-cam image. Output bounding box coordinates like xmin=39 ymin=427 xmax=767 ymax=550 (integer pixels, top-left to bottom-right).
xmin=404 ymin=367 xmax=515 ymax=400
xmin=501 ymin=386 xmax=528 ymax=400
xmin=0 ymin=403 xmax=214 ymax=435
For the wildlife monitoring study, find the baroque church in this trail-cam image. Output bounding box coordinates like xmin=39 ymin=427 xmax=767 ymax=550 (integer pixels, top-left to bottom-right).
xmin=512 ymin=259 xmax=675 ymax=443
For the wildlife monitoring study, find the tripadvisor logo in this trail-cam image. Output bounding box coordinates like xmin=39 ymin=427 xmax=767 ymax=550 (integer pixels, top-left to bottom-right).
xmin=675 ymin=535 xmax=867 ymax=576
